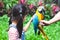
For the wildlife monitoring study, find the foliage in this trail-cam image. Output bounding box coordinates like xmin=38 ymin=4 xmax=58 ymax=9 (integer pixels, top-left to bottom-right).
xmin=0 ymin=15 xmax=9 ymax=40
xmin=44 ymin=4 xmax=52 ymax=20
xmin=3 ymin=0 xmax=18 ymax=10
xmin=0 ymin=0 xmax=60 ymax=40
xmin=0 ymin=15 xmax=60 ymax=40
xmin=44 ymin=0 xmax=52 ymax=4
xmin=27 ymin=0 xmax=39 ymax=6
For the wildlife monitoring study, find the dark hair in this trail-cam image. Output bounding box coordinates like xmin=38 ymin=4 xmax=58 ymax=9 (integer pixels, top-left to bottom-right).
xmin=10 ymin=4 xmax=27 ymax=38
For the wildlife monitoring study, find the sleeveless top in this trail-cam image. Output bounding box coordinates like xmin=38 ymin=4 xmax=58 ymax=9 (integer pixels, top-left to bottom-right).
xmin=8 ymin=23 xmax=25 ymax=40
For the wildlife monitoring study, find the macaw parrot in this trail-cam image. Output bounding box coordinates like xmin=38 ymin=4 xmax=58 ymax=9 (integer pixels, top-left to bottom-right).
xmin=32 ymin=14 xmax=39 ymax=34
xmin=32 ymin=6 xmax=45 ymax=35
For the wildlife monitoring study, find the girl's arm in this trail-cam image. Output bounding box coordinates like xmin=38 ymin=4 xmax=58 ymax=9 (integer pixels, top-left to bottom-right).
xmin=23 ymin=14 xmax=35 ymax=32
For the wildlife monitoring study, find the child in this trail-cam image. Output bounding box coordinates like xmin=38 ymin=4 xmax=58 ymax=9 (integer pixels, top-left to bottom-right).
xmin=8 ymin=4 xmax=33 ymax=40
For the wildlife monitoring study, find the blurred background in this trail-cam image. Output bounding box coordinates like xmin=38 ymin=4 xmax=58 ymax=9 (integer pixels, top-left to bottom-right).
xmin=0 ymin=0 xmax=60 ymax=40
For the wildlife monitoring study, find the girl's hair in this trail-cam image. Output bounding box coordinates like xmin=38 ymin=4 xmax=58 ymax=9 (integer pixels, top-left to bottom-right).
xmin=10 ymin=4 xmax=27 ymax=38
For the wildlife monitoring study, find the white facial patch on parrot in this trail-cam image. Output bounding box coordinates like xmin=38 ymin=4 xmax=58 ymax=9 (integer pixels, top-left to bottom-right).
xmin=37 ymin=6 xmax=45 ymax=11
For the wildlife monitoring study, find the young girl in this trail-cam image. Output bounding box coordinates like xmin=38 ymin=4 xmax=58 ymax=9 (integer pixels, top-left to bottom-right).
xmin=8 ymin=4 xmax=33 ymax=40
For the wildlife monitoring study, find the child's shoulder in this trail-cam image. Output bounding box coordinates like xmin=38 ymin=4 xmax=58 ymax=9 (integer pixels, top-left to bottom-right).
xmin=9 ymin=23 xmax=17 ymax=32
xmin=9 ymin=23 xmax=17 ymax=28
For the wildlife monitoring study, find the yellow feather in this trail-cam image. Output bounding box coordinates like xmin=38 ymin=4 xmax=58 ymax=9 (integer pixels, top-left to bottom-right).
xmin=36 ymin=9 xmax=44 ymax=21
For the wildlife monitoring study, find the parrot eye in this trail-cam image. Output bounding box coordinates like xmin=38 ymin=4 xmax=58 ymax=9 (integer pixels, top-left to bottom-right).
xmin=38 ymin=10 xmax=42 ymax=13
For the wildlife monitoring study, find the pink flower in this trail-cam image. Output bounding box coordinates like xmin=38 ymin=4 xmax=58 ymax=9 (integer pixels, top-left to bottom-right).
xmin=29 ymin=4 xmax=34 ymax=9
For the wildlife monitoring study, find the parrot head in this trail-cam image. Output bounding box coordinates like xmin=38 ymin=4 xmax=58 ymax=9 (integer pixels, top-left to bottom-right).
xmin=36 ymin=6 xmax=45 ymax=21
